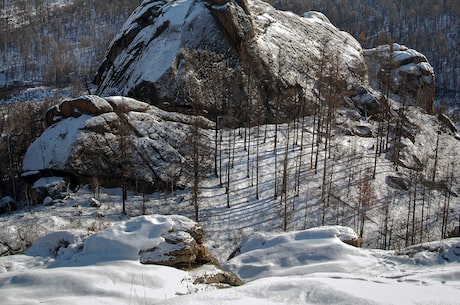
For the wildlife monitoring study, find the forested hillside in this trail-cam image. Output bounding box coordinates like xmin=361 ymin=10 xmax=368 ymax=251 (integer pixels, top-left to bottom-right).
xmin=1 ymin=1 xmax=458 ymax=101
xmin=268 ymin=0 xmax=460 ymax=100
xmin=0 ymin=0 xmax=138 ymax=202
xmin=0 ymin=0 xmax=138 ymax=93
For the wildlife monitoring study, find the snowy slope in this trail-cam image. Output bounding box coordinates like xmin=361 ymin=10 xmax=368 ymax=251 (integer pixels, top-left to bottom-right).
xmin=2 ymin=102 xmax=460 ymax=303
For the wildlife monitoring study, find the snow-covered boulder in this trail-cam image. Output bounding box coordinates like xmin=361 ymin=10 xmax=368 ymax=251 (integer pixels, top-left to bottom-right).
xmin=399 ymin=238 xmax=460 ymax=263
xmin=22 ymin=96 xmax=213 ymax=192
xmin=0 ymin=196 xmax=15 ymax=214
xmin=94 ymin=0 xmax=367 ymax=123
xmin=225 ymin=226 xmax=363 ymax=282
xmin=26 ymin=230 xmax=83 ymax=259
xmin=30 ymin=176 xmax=68 ymax=203
xmin=48 ymin=214 xmax=241 ymax=285
xmin=364 ymin=43 xmax=435 ymax=114
xmin=46 ymin=95 xmax=114 ymax=126
xmin=139 ymin=230 xmax=220 ymax=269
xmin=78 ymin=215 xmax=202 ymax=262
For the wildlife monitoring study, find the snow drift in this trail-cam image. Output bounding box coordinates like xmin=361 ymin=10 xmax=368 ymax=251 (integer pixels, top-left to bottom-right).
xmin=1 ymin=218 xmax=459 ymax=305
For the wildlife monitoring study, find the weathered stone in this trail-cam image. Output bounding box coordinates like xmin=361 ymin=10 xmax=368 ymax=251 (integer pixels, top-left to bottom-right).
xmin=94 ymin=0 xmax=366 ymax=124
xmin=139 ymin=228 xmax=221 ymax=270
xmin=386 ymin=175 xmax=410 ymax=191
xmin=193 ymin=265 xmax=243 ymax=287
xmin=22 ymin=96 xmax=214 ymax=193
xmin=46 ymin=95 xmax=114 ymax=127
xmin=364 ymin=43 xmax=435 ymax=114
xmin=90 ymin=198 xmax=101 ymax=208
xmin=104 ymin=96 xmax=150 ymax=113
xmin=438 ymin=113 xmax=458 ymax=133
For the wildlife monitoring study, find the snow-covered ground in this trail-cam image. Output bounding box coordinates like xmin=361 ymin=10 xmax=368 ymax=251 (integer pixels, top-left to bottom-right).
xmin=0 ymin=214 xmax=459 ymax=304
xmin=1 ymin=108 xmax=459 ymax=304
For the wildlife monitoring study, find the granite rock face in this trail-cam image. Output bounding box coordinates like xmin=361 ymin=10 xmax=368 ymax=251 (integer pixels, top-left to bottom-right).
xmin=22 ymin=95 xmax=213 ymax=193
xmin=94 ymin=0 xmax=367 ymax=123
xmin=364 ymin=43 xmax=435 ymax=114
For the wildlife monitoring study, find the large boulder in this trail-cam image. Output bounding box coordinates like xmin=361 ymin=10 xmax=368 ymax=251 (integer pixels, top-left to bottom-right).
xmin=94 ymin=0 xmax=367 ymax=123
xmin=364 ymin=43 xmax=435 ymax=114
xmin=139 ymin=230 xmax=220 ymax=268
xmin=23 ymin=96 xmax=213 ymax=192
xmin=46 ymin=95 xmax=114 ymax=126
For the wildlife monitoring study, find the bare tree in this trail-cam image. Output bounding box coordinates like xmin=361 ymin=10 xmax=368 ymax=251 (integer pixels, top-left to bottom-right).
xmin=357 ymin=173 xmax=376 ymax=239
xmin=188 ymin=114 xmax=206 ymax=222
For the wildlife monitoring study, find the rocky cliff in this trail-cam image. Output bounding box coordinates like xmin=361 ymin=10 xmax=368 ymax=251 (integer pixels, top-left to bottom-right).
xmin=94 ymin=0 xmax=367 ymax=123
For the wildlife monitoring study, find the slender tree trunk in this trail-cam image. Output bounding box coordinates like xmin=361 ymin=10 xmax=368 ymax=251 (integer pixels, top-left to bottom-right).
xmin=432 ymin=130 xmax=440 ymax=182
xmin=411 ymin=181 xmax=417 ymax=245
xmin=214 ymin=117 xmax=219 ymax=178
xmin=226 ymin=129 xmax=232 ymax=208
xmin=419 ymin=185 xmax=426 ymax=243
xmin=219 ymin=129 xmax=223 ymax=187
xmin=282 ymin=122 xmax=290 ymax=231
xmin=7 ymin=135 xmax=16 ymax=201
xmin=256 ymin=121 xmax=260 ymax=200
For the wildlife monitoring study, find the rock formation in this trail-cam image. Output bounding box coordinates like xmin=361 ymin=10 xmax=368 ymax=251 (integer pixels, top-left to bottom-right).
xmin=94 ymin=0 xmax=367 ymax=123
xmin=364 ymin=43 xmax=435 ymax=114
xmin=22 ymin=1 xmax=442 ymax=195
xmin=22 ymin=95 xmax=213 ymax=193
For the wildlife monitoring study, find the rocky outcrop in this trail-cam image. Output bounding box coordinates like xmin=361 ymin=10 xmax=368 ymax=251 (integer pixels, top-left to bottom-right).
xmin=23 ymin=96 xmax=213 ymax=193
xmin=346 ymin=85 xmax=381 ymax=118
xmin=135 ymin=216 xmax=242 ymax=286
xmin=438 ymin=113 xmax=458 ymax=134
xmin=192 ymin=265 xmax=244 ymax=287
xmin=364 ymin=43 xmax=435 ymax=114
xmin=94 ymin=0 xmax=367 ymax=124
xmin=386 ymin=175 xmax=411 ymax=191
xmin=209 ymin=0 xmax=254 ymax=51
xmin=30 ymin=177 xmax=68 ymax=204
xmin=139 ymin=229 xmax=220 ymax=269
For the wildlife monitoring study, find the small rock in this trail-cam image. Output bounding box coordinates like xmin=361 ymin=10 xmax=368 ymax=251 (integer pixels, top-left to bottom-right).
xmin=43 ymin=196 xmax=54 ymax=206
xmin=193 ymin=265 xmax=243 ymax=287
xmin=90 ymin=198 xmax=101 ymax=208
xmin=139 ymin=231 xmax=199 ymax=268
xmin=0 ymin=196 xmax=15 ymax=214
xmin=386 ymin=175 xmax=410 ymax=191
